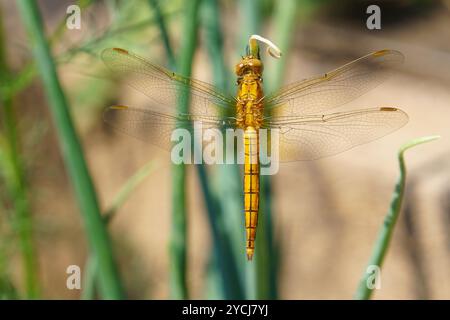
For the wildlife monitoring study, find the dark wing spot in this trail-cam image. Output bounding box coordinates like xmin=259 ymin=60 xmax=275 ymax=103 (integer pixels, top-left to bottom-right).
xmin=373 ymin=49 xmax=390 ymax=57
xmin=112 ymin=48 xmax=129 ymax=54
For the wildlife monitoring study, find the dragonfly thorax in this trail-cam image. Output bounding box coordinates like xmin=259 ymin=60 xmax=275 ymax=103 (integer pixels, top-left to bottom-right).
xmin=236 ymin=72 xmax=264 ymax=129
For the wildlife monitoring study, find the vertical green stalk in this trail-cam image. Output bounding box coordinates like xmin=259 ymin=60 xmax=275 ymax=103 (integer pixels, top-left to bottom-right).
xmin=17 ymin=0 xmax=123 ymax=299
xmin=4 ymin=0 xmax=93 ymax=101
xmin=0 ymin=9 xmax=39 ymax=299
xmin=201 ymin=0 xmax=229 ymax=92
xmin=354 ymin=135 xmax=439 ymax=300
xmin=149 ymin=0 xmax=242 ymax=299
xmin=81 ymin=255 xmax=98 ymax=299
xmin=201 ymin=0 xmax=245 ymax=299
xmin=0 ymin=99 xmax=39 ymax=299
xmin=169 ymin=0 xmax=201 ymax=300
xmin=148 ymin=0 xmax=176 ymax=68
xmin=147 ymin=0 xmax=176 ymax=69
xmin=256 ymin=0 xmax=298 ymax=300
xmin=81 ymin=161 xmax=158 ymax=299
xmin=265 ymin=0 xmax=299 ymax=92
xmin=240 ymin=0 xmax=261 ymax=47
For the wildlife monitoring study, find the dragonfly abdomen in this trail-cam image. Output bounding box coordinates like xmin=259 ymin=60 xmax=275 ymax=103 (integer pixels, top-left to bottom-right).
xmin=243 ymin=126 xmax=260 ymax=261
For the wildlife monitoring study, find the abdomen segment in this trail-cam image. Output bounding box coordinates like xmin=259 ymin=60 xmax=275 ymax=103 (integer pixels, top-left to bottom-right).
xmin=243 ymin=126 xmax=260 ymax=260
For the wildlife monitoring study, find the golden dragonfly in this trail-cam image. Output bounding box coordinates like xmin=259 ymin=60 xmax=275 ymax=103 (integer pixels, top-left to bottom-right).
xmin=101 ymin=36 xmax=408 ymax=261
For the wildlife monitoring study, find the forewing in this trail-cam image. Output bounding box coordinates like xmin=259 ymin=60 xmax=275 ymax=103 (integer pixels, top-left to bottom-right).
xmin=101 ymin=48 xmax=236 ymax=118
xmin=101 ymin=48 xmax=238 ymax=155
xmin=265 ymin=50 xmax=404 ymax=116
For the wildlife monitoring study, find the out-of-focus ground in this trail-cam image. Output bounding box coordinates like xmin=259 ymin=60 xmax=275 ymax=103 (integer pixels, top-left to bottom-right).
xmin=1 ymin=1 xmax=449 ymax=299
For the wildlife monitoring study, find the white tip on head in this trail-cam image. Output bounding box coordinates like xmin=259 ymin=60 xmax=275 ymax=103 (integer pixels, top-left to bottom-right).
xmin=249 ymin=35 xmax=282 ymax=59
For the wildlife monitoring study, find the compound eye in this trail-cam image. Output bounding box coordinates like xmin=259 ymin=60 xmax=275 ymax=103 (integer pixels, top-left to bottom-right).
xmin=235 ymin=62 xmax=245 ymax=76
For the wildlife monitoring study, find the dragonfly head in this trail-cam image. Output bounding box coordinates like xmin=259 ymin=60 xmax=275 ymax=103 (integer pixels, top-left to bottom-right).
xmin=235 ymin=55 xmax=264 ymax=78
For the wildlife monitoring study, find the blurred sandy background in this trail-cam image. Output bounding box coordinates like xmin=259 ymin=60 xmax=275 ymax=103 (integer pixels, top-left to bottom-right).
xmin=1 ymin=0 xmax=449 ymax=299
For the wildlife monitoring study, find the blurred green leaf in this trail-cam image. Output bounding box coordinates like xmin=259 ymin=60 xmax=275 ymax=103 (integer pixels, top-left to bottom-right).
xmin=17 ymin=0 xmax=124 ymax=299
xmin=169 ymin=0 xmax=202 ymax=300
xmin=201 ymin=0 xmax=245 ymax=300
xmin=0 ymin=8 xmax=39 ymax=299
xmin=82 ymin=160 xmax=158 ymax=299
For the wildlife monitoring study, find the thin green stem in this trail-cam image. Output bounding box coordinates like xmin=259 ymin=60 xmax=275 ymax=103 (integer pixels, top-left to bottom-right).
xmin=147 ymin=0 xmax=176 ymax=69
xmin=255 ymin=0 xmax=298 ymax=300
xmin=81 ymin=161 xmax=158 ymax=299
xmin=240 ymin=0 xmax=261 ymax=47
xmin=0 ymin=9 xmax=39 ymax=299
xmin=3 ymin=0 xmax=94 ymax=100
xmin=104 ymin=161 xmax=159 ymax=222
xmin=201 ymin=0 xmax=245 ymax=299
xmin=17 ymin=0 xmax=124 ymax=299
xmin=169 ymin=0 xmax=202 ymax=300
xmin=5 ymin=2 xmax=174 ymax=101
xmin=240 ymin=0 xmax=299 ymax=300
xmin=265 ymin=0 xmax=299 ymax=92
xmin=202 ymin=0 xmax=229 ymax=92
xmin=0 ymin=98 xmax=39 ymax=299
xmin=81 ymin=256 xmax=98 ymax=300
xmin=354 ymin=135 xmax=440 ymax=300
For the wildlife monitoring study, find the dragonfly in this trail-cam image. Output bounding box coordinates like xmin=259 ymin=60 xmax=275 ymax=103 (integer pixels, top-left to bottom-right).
xmin=101 ymin=36 xmax=408 ymax=261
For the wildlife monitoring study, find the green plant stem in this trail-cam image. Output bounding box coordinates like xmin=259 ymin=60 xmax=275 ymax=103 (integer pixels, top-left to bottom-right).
xmin=147 ymin=0 xmax=176 ymax=68
xmin=2 ymin=0 xmax=94 ymax=100
xmin=81 ymin=161 xmax=158 ymax=299
xmin=240 ymin=0 xmax=261 ymax=46
xmin=241 ymin=0 xmax=299 ymax=300
xmin=151 ymin=0 xmax=242 ymax=299
xmin=104 ymin=161 xmax=158 ymax=222
xmin=354 ymin=135 xmax=440 ymax=300
xmin=0 ymin=98 xmax=39 ymax=299
xmin=4 ymin=2 xmax=172 ymax=101
xmin=266 ymin=0 xmax=299 ymax=92
xmin=17 ymin=0 xmax=124 ymax=299
xmin=0 ymin=10 xmax=39 ymax=299
xmin=81 ymin=255 xmax=98 ymax=300
xmin=201 ymin=0 xmax=245 ymax=299
xmin=169 ymin=0 xmax=201 ymax=300
xmin=202 ymin=0 xmax=229 ymax=92
xmin=89 ymin=161 xmax=157 ymax=295
xmin=254 ymin=0 xmax=298 ymax=300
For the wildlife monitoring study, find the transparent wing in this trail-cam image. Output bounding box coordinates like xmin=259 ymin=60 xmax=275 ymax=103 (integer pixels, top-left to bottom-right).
xmin=262 ymin=107 xmax=408 ymax=161
xmin=103 ymin=105 xmax=236 ymax=151
xmin=101 ymin=48 xmax=236 ymax=118
xmin=264 ymin=50 xmax=404 ymax=116
xmin=101 ymin=48 xmax=237 ymax=152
